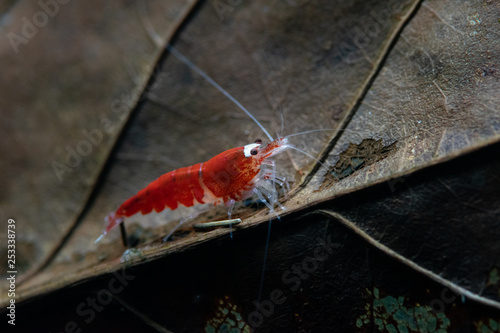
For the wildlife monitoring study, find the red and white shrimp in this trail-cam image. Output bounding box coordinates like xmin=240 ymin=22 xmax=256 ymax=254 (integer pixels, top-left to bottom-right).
xmin=96 ymin=136 xmax=291 ymax=243
xmin=95 ymin=45 xmax=330 ymax=245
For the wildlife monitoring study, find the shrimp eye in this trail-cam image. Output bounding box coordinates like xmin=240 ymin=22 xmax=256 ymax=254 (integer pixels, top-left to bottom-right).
xmin=254 ymin=138 xmax=262 ymax=144
xmin=250 ymin=148 xmax=258 ymax=155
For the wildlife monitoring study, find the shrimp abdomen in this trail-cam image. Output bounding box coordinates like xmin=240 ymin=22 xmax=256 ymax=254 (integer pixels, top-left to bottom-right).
xmin=116 ymin=163 xmax=205 ymax=218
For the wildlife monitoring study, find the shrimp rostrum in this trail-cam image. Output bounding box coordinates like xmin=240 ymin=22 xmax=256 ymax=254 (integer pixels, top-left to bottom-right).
xmin=97 ymin=137 xmax=292 ymax=244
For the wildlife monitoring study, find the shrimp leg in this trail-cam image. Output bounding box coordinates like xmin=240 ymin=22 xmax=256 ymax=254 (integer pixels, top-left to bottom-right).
xmin=119 ymin=223 xmax=129 ymax=247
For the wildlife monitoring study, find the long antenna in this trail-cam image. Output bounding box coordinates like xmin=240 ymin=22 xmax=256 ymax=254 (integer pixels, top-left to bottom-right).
xmin=167 ymin=45 xmax=274 ymax=142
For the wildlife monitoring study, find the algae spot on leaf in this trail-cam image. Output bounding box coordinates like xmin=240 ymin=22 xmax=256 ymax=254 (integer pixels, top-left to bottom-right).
xmin=205 ymin=296 xmax=251 ymax=333
xmin=356 ymin=287 xmax=451 ymax=332
xmin=475 ymin=319 xmax=500 ymax=333
xmin=319 ymin=138 xmax=398 ymax=190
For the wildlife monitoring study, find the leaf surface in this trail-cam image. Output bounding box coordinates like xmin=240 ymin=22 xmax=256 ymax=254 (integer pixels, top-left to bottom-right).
xmin=1 ymin=0 xmax=500 ymax=331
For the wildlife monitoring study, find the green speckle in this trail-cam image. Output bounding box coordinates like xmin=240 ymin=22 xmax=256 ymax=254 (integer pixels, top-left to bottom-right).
xmin=386 ymin=323 xmax=397 ymax=333
xmin=480 ymin=323 xmax=491 ymax=333
xmin=226 ymin=318 xmax=236 ymax=327
xmin=476 ymin=319 xmax=500 ymax=333
xmin=414 ymin=306 xmax=427 ymax=328
xmin=489 ymin=268 xmax=499 ymax=285
xmin=427 ymin=315 xmax=437 ymax=331
xmin=398 ymin=323 xmax=410 ymax=333
xmin=441 ymin=316 xmax=451 ymax=328
xmin=205 ymin=296 xmax=251 ymax=333
xmin=490 ymin=319 xmax=498 ymax=330
xmin=231 ymin=310 xmax=242 ymax=321
xmin=382 ymin=296 xmax=399 ymax=314
xmin=393 ymin=308 xmax=407 ymax=321
xmin=356 ymin=287 xmax=451 ymax=332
